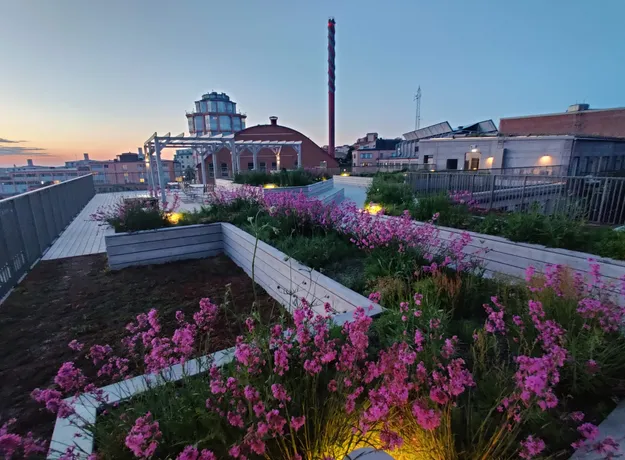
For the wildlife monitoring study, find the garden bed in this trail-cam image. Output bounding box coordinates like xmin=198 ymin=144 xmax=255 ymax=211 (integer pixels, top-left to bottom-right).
xmin=8 ymin=189 xmax=625 ymax=459
xmin=0 ymin=253 xmax=279 ymax=442
xmin=364 ymin=172 xmax=625 ymax=260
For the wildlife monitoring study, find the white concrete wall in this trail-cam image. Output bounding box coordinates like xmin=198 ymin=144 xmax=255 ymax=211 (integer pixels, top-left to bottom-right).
xmin=263 ymin=178 xmax=334 ymax=198
xmin=333 ymin=175 xmax=373 ymax=188
xmin=105 ymin=224 xmax=223 ymax=270
xmin=404 ymin=217 xmax=625 ymax=291
xmin=221 ymin=223 xmax=382 ymax=317
xmin=214 ymin=178 xmax=242 ymax=190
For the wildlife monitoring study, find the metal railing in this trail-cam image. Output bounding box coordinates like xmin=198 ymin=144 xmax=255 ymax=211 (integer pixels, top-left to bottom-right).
xmin=407 ymin=172 xmax=625 ymax=225
xmin=323 ymin=164 xmax=566 ymax=177
xmin=0 ymin=175 xmax=95 ymax=299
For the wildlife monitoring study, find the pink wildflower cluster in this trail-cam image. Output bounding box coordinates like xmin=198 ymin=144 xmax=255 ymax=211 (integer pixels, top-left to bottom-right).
xmin=125 ymin=412 xmax=162 ymax=458
xmin=0 ymin=419 xmax=46 ymax=459
xmin=448 ymin=190 xmax=478 ymax=209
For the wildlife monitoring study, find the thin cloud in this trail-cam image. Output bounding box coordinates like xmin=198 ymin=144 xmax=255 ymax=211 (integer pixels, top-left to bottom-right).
xmin=0 ymin=137 xmax=26 ymax=143
xmin=0 ymin=138 xmax=48 ymax=156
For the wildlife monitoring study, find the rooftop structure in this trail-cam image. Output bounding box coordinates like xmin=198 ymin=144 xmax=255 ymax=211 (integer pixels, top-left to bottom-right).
xmin=186 ymin=91 xmax=247 ymax=137
xmin=500 ymin=104 xmax=625 ymax=139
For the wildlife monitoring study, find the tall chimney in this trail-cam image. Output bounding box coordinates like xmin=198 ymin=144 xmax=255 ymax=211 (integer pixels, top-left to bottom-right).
xmin=83 ymin=153 xmax=89 ymax=161
xmin=27 ymin=159 xmax=33 ymax=167
xmin=328 ymin=18 xmax=336 ymax=158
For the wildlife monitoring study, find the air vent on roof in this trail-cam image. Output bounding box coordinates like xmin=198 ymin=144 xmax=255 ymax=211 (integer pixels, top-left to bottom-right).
xmin=567 ymin=103 xmax=590 ymax=112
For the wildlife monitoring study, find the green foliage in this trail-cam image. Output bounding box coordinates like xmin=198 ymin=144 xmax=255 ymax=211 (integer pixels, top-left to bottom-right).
xmin=106 ymin=203 xmax=170 ymax=233
xmin=272 ymin=233 xmax=356 ymax=271
xmin=365 ymin=174 xmax=414 ymax=211
xmin=94 ymin=373 xmax=231 ymax=459
xmin=234 ymin=169 xmax=329 ymax=187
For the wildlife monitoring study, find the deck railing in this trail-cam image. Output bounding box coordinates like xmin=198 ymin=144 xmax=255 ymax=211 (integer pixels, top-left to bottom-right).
xmin=407 ymin=172 xmax=625 ymax=225
xmin=0 ymin=175 xmax=95 ymax=299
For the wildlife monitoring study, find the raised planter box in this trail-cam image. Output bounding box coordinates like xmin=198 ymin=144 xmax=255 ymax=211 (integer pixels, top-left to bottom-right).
xmin=262 ymin=178 xmax=334 ymax=198
xmin=215 ymin=178 xmax=335 ymax=198
xmin=380 ymin=213 xmax=625 ymax=294
xmin=54 ymin=223 xmax=383 ymax=458
xmin=104 ymin=222 xmax=381 ymax=318
xmin=105 ymin=224 xmax=222 ymax=270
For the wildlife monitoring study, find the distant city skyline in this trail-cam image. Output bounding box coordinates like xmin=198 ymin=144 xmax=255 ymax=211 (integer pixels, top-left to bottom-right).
xmin=1 ymin=0 xmax=624 ymax=166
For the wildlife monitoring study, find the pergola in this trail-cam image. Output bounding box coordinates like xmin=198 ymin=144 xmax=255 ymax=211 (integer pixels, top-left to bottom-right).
xmin=143 ymin=132 xmax=302 ymax=203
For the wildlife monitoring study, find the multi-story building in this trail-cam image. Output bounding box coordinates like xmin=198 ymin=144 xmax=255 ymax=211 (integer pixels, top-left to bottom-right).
xmin=352 ymin=133 xmax=378 ymax=149
xmin=174 ymin=149 xmax=195 ymax=172
xmin=500 ymin=104 xmax=625 ymax=138
xmin=352 ymin=138 xmax=402 ymax=167
xmin=0 ymin=159 xmax=87 ymax=197
xmin=186 ymin=92 xmax=247 ymax=137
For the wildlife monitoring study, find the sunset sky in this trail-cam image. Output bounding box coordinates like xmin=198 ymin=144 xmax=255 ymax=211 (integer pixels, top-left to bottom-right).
xmin=1 ymin=0 xmax=624 ymax=167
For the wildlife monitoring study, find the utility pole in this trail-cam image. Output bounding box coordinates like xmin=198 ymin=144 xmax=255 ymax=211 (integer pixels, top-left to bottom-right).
xmin=414 ymin=86 xmax=421 ymax=130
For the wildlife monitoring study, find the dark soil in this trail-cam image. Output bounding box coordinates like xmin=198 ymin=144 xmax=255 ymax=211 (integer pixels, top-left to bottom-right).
xmin=0 ymin=254 xmax=280 ymax=441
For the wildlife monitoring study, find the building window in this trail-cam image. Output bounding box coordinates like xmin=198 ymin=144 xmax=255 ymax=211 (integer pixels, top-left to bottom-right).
xmin=200 ymin=101 xmax=207 ymax=112
xmin=218 ymin=101 xmax=226 ymax=113
xmin=221 ymin=163 xmax=228 ymax=177
xmin=248 ymin=162 xmax=254 ymax=170
xmin=423 ymin=155 xmax=431 ymax=164
xmin=233 ymin=117 xmax=242 ymax=132
xmin=446 ymin=159 xmax=458 ymax=170
xmin=209 ymin=115 xmax=218 ymax=131
xmin=226 ymin=102 xmax=234 ymax=114
xmin=122 ymin=165 xmax=128 ymax=171
xmin=271 ymin=162 xmax=277 ymax=170
xmin=139 ymin=178 xmax=145 ymax=183
xmin=260 ymin=162 xmax=266 ymax=171
xmin=194 ymin=116 xmax=204 ymax=133
xmin=208 ymin=163 xmax=214 ymax=178
xmin=210 ymin=101 xmax=218 ymax=112
xmin=219 ymin=115 xmax=232 ymax=132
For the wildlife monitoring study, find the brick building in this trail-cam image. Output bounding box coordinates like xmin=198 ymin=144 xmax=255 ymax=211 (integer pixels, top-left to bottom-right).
xmin=200 ymin=116 xmax=338 ymax=179
xmin=500 ymin=104 xmax=625 ymax=139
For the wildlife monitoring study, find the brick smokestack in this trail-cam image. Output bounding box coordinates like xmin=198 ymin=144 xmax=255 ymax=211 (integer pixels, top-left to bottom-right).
xmin=328 ymin=17 xmax=336 ymax=159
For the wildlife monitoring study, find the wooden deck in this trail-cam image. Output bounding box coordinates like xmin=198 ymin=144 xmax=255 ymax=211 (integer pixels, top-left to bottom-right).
xmin=42 ymin=192 xmax=148 ymax=260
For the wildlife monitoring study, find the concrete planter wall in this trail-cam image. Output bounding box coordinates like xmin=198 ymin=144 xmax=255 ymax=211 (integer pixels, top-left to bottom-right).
xmin=392 ymin=216 xmax=625 ymax=291
xmin=262 ymin=178 xmax=334 ymax=198
xmin=105 ymin=224 xmax=222 ymax=270
xmin=221 ymin=223 xmax=381 ymax=318
xmin=214 ymin=178 xmax=335 ymax=199
xmin=333 ymin=175 xmax=373 ymax=188
xmin=104 ymin=222 xmax=380 ymax=318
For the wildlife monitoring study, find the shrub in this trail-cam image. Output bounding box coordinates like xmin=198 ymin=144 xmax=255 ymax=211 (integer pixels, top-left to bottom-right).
xmin=234 ymin=169 xmax=329 ymax=187
xmin=366 ymin=174 xmax=414 ymax=210
xmin=91 ymin=195 xmax=180 ymax=233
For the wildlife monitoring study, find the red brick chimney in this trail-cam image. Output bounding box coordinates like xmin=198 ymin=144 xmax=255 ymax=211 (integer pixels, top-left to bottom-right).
xmin=269 ymin=116 xmax=278 ymax=126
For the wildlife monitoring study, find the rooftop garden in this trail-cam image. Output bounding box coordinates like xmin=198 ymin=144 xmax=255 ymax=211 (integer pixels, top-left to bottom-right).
xmin=4 ymin=187 xmax=625 ymax=459
xmin=0 ymin=188 xmax=625 ymax=460
xmin=233 ymin=169 xmax=330 ymax=187
xmin=364 ymin=172 xmax=625 ymax=260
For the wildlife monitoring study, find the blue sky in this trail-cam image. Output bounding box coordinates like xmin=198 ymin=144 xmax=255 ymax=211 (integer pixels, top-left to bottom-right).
xmin=1 ymin=0 xmax=624 ymax=165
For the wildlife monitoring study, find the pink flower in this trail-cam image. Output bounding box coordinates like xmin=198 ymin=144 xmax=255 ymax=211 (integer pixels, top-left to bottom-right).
xmin=519 ymin=435 xmax=546 ymax=459
xmin=68 ymin=340 xmax=84 ymax=351
xmin=176 ymin=446 xmax=217 ymax=460
xmin=290 ymin=416 xmax=306 ymax=431
xmin=270 ymin=383 xmax=291 ymax=402
xmin=412 ymin=402 xmax=441 ymax=430
xmin=125 ymin=412 xmax=161 ymax=458
xmin=54 ymin=362 xmax=86 ymax=393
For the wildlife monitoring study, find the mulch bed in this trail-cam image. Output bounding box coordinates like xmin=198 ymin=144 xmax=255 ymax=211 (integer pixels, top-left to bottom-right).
xmin=0 ymin=254 xmax=280 ymax=441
